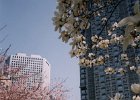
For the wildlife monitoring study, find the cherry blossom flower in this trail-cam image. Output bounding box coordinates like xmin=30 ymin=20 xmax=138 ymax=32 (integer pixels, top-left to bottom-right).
xmin=133 ymin=95 xmax=140 ymax=100
xmin=105 ymin=54 xmax=109 ymax=58
xmin=118 ymin=68 xmax=126 ymax=75
xmin=88 ymin=53 xmax=95 ymax=59
xmin=69 ymin=49 xmax=76 ymax=58
xmin=69 ymin=44 xmax=87 ymax=58
xmin=135 ymin=56 xmax=140 ymax=62
xmin=131 ymin=83 xmax=140 ymax=94
xmin=92 ymin=44 xmax=97 ymax=49
xmin=121 ymin=54 xmax=128 ymax=61
xmin=92 ymin=59 xmax=97 ymax=66
xmin=79 ymin=58 xmax=93 ymax=67
xmin=130 ymin=66 xmax=136 ymax=71
xmin=98 ymin=39 xmax=109 ymax=49
xmin=135 ymin=35 xmax=140 ymax=41
xmin=76 ymin=47 xmax=87 ymax=56
xmin=101 ymin=17 xmax=107 ymax=24
xmin=131 ymin=41 xmax=137 ymax=47
xmin=70 ymin=34 xmax=86 ymax=49
xmin=59 ymin=31 xmax=70 ymax=43
xmin=64 ymin=23 xmax=74 ymax=33
xmin=104 ymin=67 xmax=115 ymax=74
xmin=91 ymin=35 xmax=102 ymax=43
xmin=112 ymin=22 xmax=118 ymax=28
xmin=96 ymin=56 xmax=104 ymax=65
xmin=110 ymin=34 xmax=122 ymax=44
xmin=110 ymin=93 xmax=123 ymax=100
xmin=79 ymin=58 xmax=86 ymax=66
xmin=79 ymin=20 xmax=90 ymax=29
xmin=52 ymin=12 xmax=66 ymax=32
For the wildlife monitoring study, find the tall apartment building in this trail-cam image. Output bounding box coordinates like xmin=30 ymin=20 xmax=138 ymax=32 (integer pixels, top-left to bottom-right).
xmin=6 ymin=53 xmax=50 ymax=89
xmin=80 ymin=0 xmax=140 ymax=100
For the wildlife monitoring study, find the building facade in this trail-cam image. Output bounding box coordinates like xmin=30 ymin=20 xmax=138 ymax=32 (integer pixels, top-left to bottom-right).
xmin=6 ymin=53 xmax=50 ymax=89
xmin=80 ymin=0 xmax=140 ymax=100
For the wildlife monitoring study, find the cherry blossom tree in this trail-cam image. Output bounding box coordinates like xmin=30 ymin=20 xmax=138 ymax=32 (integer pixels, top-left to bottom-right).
xmin=0 ymin=52 xmax=68 ymax=100
xmin=53 ymin=0 xmax=140 ymax=100
xmin=52 ymin=0 xmax=140 ymax=68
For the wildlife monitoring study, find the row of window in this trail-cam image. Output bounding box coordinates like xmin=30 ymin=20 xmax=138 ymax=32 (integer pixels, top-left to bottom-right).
xmin=12 ymin=56 xmax=43 ymax=60
xmin=11 ymin=60 xmax=43 ymax=64
xmin=12 ymin=63 xmax=43 ymax=67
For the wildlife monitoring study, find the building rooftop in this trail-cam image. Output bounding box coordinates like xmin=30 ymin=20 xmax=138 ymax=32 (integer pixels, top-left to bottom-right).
xmin=16 ymin=53 xmax=42 ymax=58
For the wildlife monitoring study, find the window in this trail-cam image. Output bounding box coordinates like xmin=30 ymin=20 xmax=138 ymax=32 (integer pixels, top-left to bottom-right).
xmin=81 ymin=79 xmax=86 ymax=84
xmin=118 ymin=86 xmax=123 ymax=91
xmin=81 ymin=95 xmax=87 ymax=100
xmin=81 ymin=74 xmax=86 ymax=79
xmin=101 ymin=95 xmax=106 ymax=100
xmin=117 ymin=80 xmax=123 ymax=85
xmin=81 ymin=90 xmax=87 ymax=94
xmin=81 ymin=69 xmax=86 ymax=73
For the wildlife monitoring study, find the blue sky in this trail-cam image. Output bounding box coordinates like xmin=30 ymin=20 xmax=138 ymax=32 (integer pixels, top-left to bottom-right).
xmin=0 ymin=0 xmax=80 ymax=99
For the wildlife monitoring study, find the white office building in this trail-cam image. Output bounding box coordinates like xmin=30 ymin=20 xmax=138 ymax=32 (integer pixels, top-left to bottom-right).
xmin=7 ymin=53 xmax=50 ymax=88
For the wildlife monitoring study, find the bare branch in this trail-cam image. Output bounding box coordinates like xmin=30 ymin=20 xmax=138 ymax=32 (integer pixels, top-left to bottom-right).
xmin=98 ymin=0 xmax=125 ymax=36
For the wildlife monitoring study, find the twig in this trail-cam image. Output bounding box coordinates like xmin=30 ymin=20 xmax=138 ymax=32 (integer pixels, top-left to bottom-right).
xmin=0 ymin=25 xmax=7 ymax=32
xmin=0 ymin=25 xmax=8 ymax=43
xmin=98 ymin=0 xmax=125 ymax=36
xmin=46 ymin=78 xmax=67 ymax=95
xmin=91 ymin=4 xmax=107 ymax=15
xmin=3 ymin=44 xmax=11 ymax=56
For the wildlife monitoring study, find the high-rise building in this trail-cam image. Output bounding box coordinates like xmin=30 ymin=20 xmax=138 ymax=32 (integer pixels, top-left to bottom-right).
xmin=6 ymin=53 xmax=50 ymax=89
xmin=80 ymin=0 xmax=140 ymax=100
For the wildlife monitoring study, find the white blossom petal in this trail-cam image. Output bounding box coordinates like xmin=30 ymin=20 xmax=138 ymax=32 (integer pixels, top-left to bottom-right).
xmin=131 ymin=84 xmax=140 ymax=94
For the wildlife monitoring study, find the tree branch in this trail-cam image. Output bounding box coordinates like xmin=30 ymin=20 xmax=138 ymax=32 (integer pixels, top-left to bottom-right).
xmin=98 ymin=0 xmax=125 ymax=36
